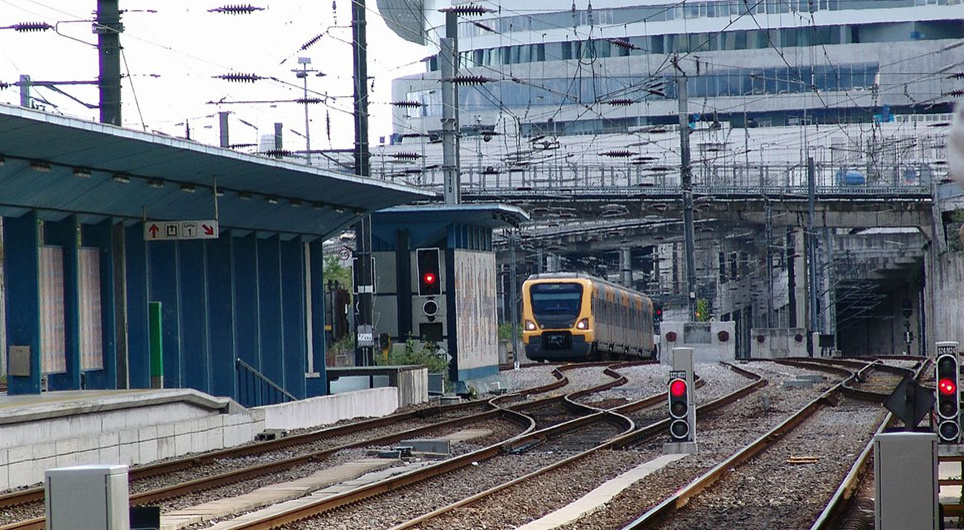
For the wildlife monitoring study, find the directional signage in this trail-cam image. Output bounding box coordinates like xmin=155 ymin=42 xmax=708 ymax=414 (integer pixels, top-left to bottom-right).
xmin=144 ymin=220 xmax=219 ymax=241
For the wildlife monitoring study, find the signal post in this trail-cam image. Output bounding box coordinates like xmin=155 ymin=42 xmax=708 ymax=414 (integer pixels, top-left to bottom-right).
xmin=664 ymin=347 xmax=698 ymax=454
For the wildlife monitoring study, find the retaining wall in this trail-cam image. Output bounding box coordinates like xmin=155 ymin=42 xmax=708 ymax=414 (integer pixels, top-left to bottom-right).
xmin=0 ymin=406 xmax=263 ymax=490
xmin=260 ymin=387 xmax=398 ymax=431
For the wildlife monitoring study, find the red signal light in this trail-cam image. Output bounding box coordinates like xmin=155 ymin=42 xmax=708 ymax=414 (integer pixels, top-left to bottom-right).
xmin=670 ymin=379 xmax=687 ymax=397
xmin=423 ymin=272 xmax=436 ymax=285
xmin=939 ymin=378 xmax=957 ymax=395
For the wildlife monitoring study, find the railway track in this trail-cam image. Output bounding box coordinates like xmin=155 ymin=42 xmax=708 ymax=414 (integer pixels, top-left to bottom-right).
xmin=187 ymin=362 xmax=758 ymax=529
xmin=0 ymin=362 xmax=631 ymax=530
xmin=619 ymin=357 xmax=913 ymax=529
xmin=811 ymin=357 xmax=930 ymax=529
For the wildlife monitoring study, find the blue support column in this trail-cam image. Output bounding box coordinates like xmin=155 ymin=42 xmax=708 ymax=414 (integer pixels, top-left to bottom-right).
xmin=280 ymin=238 xmax=306 ymax=399
xmin=44 ymin=216 xmax=81 ymax=391
xmin=206 ymin=235 xmax=236 ymax=398
xmin=178 ymin=240 xmax=210 ymax=394
xmin=306 ymin=239 xmax=327 ymax=397
xmin=81 ymin=220 xmax=116 ymax=389
xmin=3 ymin=212 xmax=42 ymax=394
xmin=257 ymin=236 xmax=284 ymax=388
xmin=148 ymin=240 xmax=181 ymax=388
xmin=232 ymin=235 xmax=260 ymax=406
xmin=125 ymin=223 xmax=150 ymax=388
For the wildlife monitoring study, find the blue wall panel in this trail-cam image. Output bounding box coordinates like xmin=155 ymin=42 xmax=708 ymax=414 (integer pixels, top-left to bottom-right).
xmin=306 ymin=240 xmax=326 ymax=397
xmin=232 ymin=235 xmax=260 ymax=372
xmin=81 ymin=220 xmax=116 ymax=390
xmin=257 ymin=236 xmax=284 ymax=388
xmin=125 ymin=223 xmax=150 ymax=389
xmin=280 ymin=238 xmax=306 ymax=399
xmin=44 ymin=217 xmax=80 ymax=391
xmin=178 ymin=240 xmax=210 ymax=394
xmin=3 ymin=212 xmax=41 ymax=394
xmin=206 ymin=236 xmax=236 ymax=398
xmin=148 ymin=240 xmax=181 ymax=388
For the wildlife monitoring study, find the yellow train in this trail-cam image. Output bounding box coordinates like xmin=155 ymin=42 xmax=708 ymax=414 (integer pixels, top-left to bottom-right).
xmin=522 ymin=273 xmax=657 ymax=362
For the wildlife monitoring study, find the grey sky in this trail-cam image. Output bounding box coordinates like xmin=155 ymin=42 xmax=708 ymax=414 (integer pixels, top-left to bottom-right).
xmin=0 ymin=0 xmax=426 ymax=151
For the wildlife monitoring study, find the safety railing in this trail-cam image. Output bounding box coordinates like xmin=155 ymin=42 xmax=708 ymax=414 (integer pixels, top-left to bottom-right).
xmin=236 ymin=358 xmax=296 ymax=408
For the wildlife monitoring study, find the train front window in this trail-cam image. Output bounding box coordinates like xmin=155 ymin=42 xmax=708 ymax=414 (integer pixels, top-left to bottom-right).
xmin=530 ymin=283 xmax=583 ymax=328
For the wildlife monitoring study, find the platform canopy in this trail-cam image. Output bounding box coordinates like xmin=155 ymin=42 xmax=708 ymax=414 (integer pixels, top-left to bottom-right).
xmin=0 ymin=105 xmax=435 ymax=238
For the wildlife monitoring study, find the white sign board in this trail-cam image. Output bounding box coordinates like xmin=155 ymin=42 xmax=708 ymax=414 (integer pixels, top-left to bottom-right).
xmin=144 ymin=220 xmax=219 ymax=241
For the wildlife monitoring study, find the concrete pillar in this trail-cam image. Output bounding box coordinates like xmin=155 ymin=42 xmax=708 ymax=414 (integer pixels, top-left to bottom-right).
xmin=790 ymin=229 xmax=808 ymax=329
xmin=620 ymin=247 xmax=632 ymax=288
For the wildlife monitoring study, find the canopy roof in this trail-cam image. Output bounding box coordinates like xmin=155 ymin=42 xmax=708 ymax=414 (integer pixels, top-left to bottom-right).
xmin=0 ymin=105 xmax=435 ymax=238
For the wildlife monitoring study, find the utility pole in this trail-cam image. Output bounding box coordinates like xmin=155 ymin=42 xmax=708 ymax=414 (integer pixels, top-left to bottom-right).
xmin=293 ymin=57 xmax=322 ymax=165
xmin=509 ymin=231 xmax=520 ymax=368
xmin=677 ymin=73 xmax=697 ymax=321
xmin=765 ymin=202 xmax=774 ymax=328
xmin=806 ymin=156 xmax=817 ymax=357
xmin=96 ymin=0 xmax=123 ymax=126
xmin=440 ymin=10 xmax=461 ymax=204
xmin=352 ymin=0 xmax=374 ymax=366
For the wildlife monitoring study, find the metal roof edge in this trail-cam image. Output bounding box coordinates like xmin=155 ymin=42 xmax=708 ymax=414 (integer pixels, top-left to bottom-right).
xmin=0 ymin=104 xmax=436 ymax=199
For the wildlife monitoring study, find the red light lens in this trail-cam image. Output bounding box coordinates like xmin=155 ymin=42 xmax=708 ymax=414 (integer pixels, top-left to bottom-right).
xmin=939 ymin=378 xmax=957 ymax=395
xmin=670 ymin=379 xmax=686 ymax=397
xmin=423 ymin=273 xmax=436 ymax=285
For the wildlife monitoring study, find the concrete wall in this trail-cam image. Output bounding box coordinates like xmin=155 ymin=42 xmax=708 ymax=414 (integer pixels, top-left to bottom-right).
xmin=260 ymin=387 xmax=399 ymax=431
xmin=749 ymin=328 xmax=810 ymax=359
xmin=659 ymin=321 xmax=736 ymax=364
xmin=0 ymin=408 xmax=263 ymax=490
xmin=932 ymin=252 xmax=964 ymax=347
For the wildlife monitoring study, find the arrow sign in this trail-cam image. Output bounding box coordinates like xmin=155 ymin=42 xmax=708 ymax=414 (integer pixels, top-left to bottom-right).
xmin=144 ymin=220 xmax=219 ymax=241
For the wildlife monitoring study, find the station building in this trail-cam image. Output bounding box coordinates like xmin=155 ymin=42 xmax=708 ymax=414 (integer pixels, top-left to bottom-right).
xmin=0 ymin=104 xmax=432 ymax=403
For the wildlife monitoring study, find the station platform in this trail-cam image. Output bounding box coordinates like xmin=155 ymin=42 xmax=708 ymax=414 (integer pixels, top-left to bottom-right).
xmin=0 ymin=384 xmax=418 ymax=492
xmin=0 ymin=388 xmax=264 ymax=491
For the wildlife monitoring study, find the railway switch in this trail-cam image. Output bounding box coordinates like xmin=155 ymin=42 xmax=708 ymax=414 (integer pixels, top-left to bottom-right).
xmin=935 ymin=341 xmax=961 ymax=443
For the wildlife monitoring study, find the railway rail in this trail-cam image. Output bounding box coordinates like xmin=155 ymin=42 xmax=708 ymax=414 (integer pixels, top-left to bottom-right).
xmin=0 ymin=362 xmax=631 ymax=530
xmin=191 ymin=362 xmax=758 ymax=529
xmin=620 ymin=357 xmax=912 ymax=529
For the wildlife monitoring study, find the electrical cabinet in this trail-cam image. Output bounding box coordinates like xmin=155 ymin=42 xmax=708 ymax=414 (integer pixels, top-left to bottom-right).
xmin=45 ymin=465 xmax=130 ymax=530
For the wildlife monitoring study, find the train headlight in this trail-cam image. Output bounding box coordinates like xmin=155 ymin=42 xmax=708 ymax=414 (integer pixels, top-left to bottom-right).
xmin=575 ymin=318 xmax=589 ymax=330
xmin=525 ymin=320 xmax=537 ymax=331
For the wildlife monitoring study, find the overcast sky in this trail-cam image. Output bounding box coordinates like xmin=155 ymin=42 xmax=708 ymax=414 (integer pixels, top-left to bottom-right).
xmin=0 ymin=0 xmax=427 ymax=151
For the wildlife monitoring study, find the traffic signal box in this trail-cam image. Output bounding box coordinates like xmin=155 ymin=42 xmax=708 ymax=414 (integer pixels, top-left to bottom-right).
xmin=416 ymin=248 xmax=441 ymax=297
xmin=935 ymin=341 xmax=961 ymax=444
xmin=664 ymin=347 xmax=698 ymax=454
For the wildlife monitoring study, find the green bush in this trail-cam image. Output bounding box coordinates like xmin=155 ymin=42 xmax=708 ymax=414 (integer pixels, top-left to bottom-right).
xmin=498 ymin=322 xmax=520 ymax=341
xmin=378 ymin=336 xmax=449 ymax=375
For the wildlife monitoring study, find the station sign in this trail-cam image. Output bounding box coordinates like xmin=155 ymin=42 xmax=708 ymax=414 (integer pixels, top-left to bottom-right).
xmin=144 ymin=220 xmax=219 ymax=241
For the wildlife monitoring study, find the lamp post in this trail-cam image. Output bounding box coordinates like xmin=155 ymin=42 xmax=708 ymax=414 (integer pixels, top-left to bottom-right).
xmin=293 ymin=57 xmax=324 ymax=165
